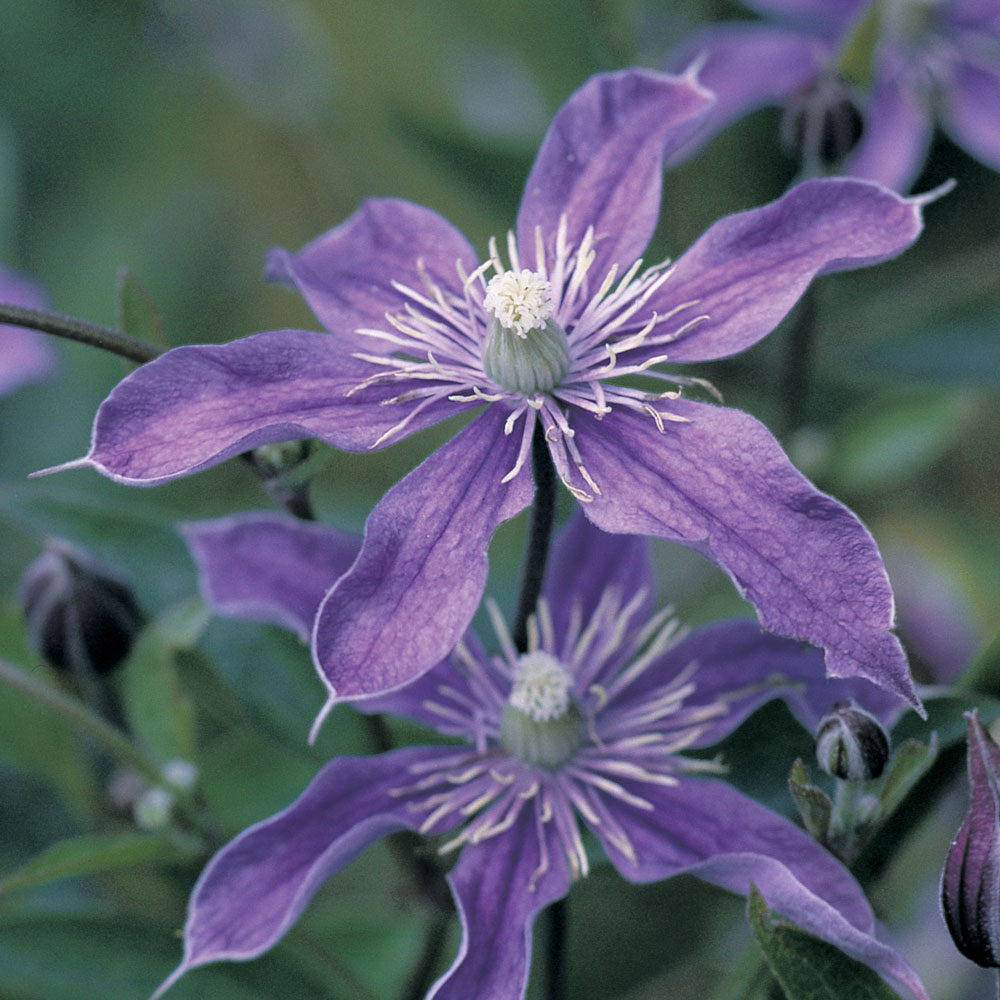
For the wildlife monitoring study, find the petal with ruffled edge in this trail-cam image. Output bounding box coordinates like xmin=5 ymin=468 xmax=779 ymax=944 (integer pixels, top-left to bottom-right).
xmin=427 ymin=802 xmax=570 ymax=1000
xmin=53 ymin=330 xmax=470 ymax=485
xmin=517 ymin=68 xmax=714 ymax=281
xmin=642 ymin=178 xmax=927 ymax=364
xmin=312 ymin=406 xmax=533 ymax=707
xmin=150 ymin=747 xmax=460 ymax=999
xmin=181 ymin=513 xmax=361 ymax=640
xmin=595 ymin=778 xmax=928 ymax=1000
xmin=941 ymin=710 xmax=1000 ymax=968
xmin=845 ymin=66 xmax=932 ymax=192
xmin=0 ymin=265 xmax=56 ymax=395
xmin=266 ymin=198 xmax=478 ymax=349
xmin=664 ymin=25 xmax=825 ymax=159
xmin=543 ymin=512 xmax=655 ymax=643
xmin=610 ymin=618 xmax=905 ymax=749
xmin=577 ymin=402 xmax=920 ymax=711
xmin=941 ymin=58 xmax=1000 ymax=177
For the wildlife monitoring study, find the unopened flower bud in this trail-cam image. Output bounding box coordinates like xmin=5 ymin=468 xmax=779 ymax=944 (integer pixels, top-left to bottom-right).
xmin=781 ymin=73 xmax=865 ymax=168
xmin=134 ymin=786 xmax=175 ymax=831
xmin=942 ymin=710 xmax=1000 ymax=968
xmin=19 ymin=540 xmax=144 ymax=677
xmin=815 ymin=702 xmax=890 ymax=781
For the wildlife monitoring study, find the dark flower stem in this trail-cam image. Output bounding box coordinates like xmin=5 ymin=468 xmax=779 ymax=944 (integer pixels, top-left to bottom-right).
xmin=0 ymin=301 xmax=162 ymax=365
xmin=779 ymin=284 xmax=819 ymax=436
xmin=512 ymin=423 xmax=558 ymax=654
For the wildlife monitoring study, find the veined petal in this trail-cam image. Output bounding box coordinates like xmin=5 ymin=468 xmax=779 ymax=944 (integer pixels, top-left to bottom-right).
xmin=181 ymin=513 xmax=361 ymax=640
xmin=619 ymin=618 xmax=905 ymax=748
xmin=517 ymin=68 xmax=714 ymax=280
xmin=0 ymin=265 xmax=57 ymax=395
xmin=150 ymin=747 xmax=459 ymax=1000
xmin=312 ymin=406 xmax=533 ymax=703
xmin=645 ymin=178 xmax=927 ymax=363
xmin=267 ymin=198 xmax=478 ymax=346
xmin=665 ymin=24 xmax=825 ymax=160
xmin=577 ymin=403 xmax=921 ymax=711
xmin=61 ymin=330 xmax=465 ymax=485
xmin=428 ymin=802 xmax=570 ymax=1000
xmin=845 ymin=68 xmax=932 ymax=192
xmin=597 ymin=778 xmax=928 ymax=1000
xmin=941 ymin=58 xmax=1000 ymax=176
xmin=543 ymin=513 xmax=655 ymax=643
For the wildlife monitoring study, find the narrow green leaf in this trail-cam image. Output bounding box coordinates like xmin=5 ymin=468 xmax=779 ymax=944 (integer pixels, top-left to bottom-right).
xmin=115 ymin=267 xmax=165 ymax=347
xmin=788 ymin=759 xmax=832 ymax=842
xmin=878 ymin=736 xmax=938 ymax=820
xmin=0 ymin=834 xmax=194 ymax=896
xmin=747 ymin=885 xmax=906 ymax=1000
xmin=118 ymin=597 xmax=210 ymax=766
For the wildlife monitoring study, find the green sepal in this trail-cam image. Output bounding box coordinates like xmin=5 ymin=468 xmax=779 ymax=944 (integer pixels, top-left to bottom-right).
xmin=837 ymin=1 xmax=882 ymax=90
xmin=878 ymin=735 xmax=938 ymax=820
xmin=747 ymin=884 xmax=906 ymax=1000
xmin=788 ymin=759 xmax=832 ymax=842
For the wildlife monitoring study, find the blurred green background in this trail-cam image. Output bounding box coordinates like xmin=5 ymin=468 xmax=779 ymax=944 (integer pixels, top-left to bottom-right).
xmin=2 ymin=1 xmax=999 ymax=998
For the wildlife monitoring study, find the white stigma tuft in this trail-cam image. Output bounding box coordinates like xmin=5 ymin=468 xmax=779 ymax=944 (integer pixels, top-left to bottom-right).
xmin=509 ymin=651 xmax=572 ymax=722
xmin=483 ymin=269 xmax=554 ymax=338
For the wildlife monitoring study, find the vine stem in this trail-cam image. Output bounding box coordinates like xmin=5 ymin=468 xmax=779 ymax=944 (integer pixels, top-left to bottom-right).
xmin=512 ymin=423 xmax=559 ymax=655
xmin=0 ymin=301 xmax=163 ymax=365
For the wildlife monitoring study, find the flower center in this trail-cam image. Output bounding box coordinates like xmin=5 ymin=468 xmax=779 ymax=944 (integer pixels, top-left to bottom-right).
xmin=499 ymin=651 xmax=584 ymax=768
xmin=482 ymin=269 xmax=570 ymax=395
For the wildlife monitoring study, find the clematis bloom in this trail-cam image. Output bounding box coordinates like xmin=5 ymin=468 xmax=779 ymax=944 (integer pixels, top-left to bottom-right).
xmin=665 ymin=0 xmax=1000 ymax=190
xmin=157 ymin=512 xmax=927 ymax=1000
xmin=0 ymin=264 xmax=56 ymax=396
xmin=50 ymin=68 xmax=932 ymax=712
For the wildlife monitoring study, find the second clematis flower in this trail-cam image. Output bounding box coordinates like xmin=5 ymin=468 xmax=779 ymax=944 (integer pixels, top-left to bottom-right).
xmin=53 ymin=68 xmax=932 ymax=711
xmin=159 ymin=511 xmax=928 ymax=1000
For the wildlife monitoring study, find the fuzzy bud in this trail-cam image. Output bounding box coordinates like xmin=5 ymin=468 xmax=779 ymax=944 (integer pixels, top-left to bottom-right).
xmin=19 ymin=540 xmax=144 ymax=677
xmin=781 ymin=73 xmax=865 ymax=168
xmin=942 ymin=710 xmax=1000 ymax=968
xmin=815 ymin=702 xmax=890 ymax=781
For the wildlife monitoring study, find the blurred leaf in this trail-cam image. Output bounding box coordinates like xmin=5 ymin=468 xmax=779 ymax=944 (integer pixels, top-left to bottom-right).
xmin=891 ymin=689 xmax=1000 ymax=748
xmin=827 ymin=390 xmax=973 ymax=494
xmin=118 ymin=597 xmax=210 ymax=766
xmin=115 ymin=267 xmax=165 ymax=348
xmin=878 ymin=736 xmax=938 ymax=820
xmin=0 ymin=833 xmax=194 ymax=896
xmin=747 ymin=885 xmax=905 ymax=1000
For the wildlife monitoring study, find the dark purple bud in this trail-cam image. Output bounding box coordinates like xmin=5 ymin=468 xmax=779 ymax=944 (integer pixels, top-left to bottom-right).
xmin=19 ymin=540 xmax=145 ymax=677
xmin=781 ymin=73 xmax=865 ymax=168
xmin=941 ymin=710 xmax=1000 ymax=968
xmin=815 ymin=701 xmax=890 ymax=781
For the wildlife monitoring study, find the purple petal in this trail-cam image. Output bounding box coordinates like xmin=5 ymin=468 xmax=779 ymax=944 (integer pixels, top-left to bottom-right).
xmin=151 ymin=747 xmax=459 ymax=999
xmin=266 ymin=198 xmax=478 ymax=347
xmin=577 ymin=403 xmax=921 ymax=710
xmin=428 ymin=804 xmax=570 ymax=1000
xmin=945 ymin=0 xmax=1000 ymax=34
xmin=312 ymin=406 xmax=533 ymax=703
xmin=664 ymin=24 xmax=825 ymax=159
xmin=543 ymin=512 xmax=655 ymax=643
xmin=845 ymin=65 xmax=932 ymax=192
xmin=0 ymin=265 xmax=57 ymax=396
xmin=941 ymin=58 xmax=1000 ymax=176
xmin=181 ymin=513 xmax=360 ymax=640
xmin=645 ymin=178 xmax=926 ymax=363
xmin=941 ymin=710 xmax=1000 ymax=968
xmin=68 ymin=330 xmax=466 ymax=485
xmin=596 ymin=778 xmax=928 ymax=1000
xmin=737 ymin=0 xmax=862 ymax=35
xmin=619 ymin=618 xmax=905 ymax=748
xmin=517 ymin=68 xmax=713 ymax=280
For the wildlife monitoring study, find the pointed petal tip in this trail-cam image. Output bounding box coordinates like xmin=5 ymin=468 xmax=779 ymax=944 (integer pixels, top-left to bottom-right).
xmin=263 ymin=245 xmax=294 ymax=285
xmin=910 ymin=177 xmax=957 ymax=207
xmin=308 ymin=693 xmax=338 ymax=746
xmin=28 ymin=456 xmax=91 ymax=479
xmin=149 ymin=961 xmax=188 ymax=1000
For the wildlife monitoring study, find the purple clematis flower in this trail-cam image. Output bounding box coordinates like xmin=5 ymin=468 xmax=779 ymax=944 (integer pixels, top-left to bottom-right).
xmin=665 ymin=0 xmax=1000 ymax=190
xmin=160 ymin=511 xmax=927 ymax=1000
xmin=51 ymin=68 xmax=931 ymax=713
xmin=0 ymin=264 xmax=56 ymax=396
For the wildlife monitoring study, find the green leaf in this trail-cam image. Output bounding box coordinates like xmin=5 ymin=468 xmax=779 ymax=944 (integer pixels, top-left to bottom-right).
xmin=747 ymin=885 xmax=906 ymax=1000
xmin=0 ymin=833 xmax=194 ymax=896
xmin=878 ymin=736 xmax=938 ymax=820
xmin=115 ymin=267 xmax=165 ymax=347
xmin=788 ymin=759 xmax=832 ymax=842
xmin=118 ymin=597 xmax=210 ymax=766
